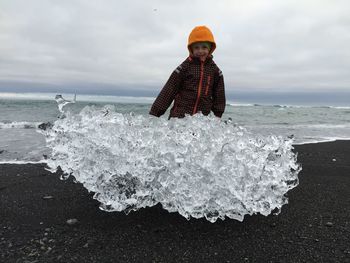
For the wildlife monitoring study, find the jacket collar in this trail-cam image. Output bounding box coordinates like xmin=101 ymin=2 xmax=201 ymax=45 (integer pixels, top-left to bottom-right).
xmin=188 ymin=55 xmax=213 ymax=64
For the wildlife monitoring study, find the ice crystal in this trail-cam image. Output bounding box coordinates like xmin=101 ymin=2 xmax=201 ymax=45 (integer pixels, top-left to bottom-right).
xmin=43 ymin=105 xmax=301 ymax=222
xmin=55 ymin=94 xmax=76 ymax=114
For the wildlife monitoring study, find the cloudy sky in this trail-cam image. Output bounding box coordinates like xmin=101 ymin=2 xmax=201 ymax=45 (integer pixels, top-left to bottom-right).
xmin=1 ymin=0 xmax=349 ymax=104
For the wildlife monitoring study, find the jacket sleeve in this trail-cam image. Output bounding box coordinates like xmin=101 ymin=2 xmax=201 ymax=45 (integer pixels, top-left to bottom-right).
xmin=149 ymin=63 xmax=185 ymax=117
xmin=211 ymin=68 xmax=226 ymax=118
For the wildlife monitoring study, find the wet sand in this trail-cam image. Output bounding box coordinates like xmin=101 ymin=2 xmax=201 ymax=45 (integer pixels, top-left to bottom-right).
xmin=0 ymin=140 xmax=350 ymax=263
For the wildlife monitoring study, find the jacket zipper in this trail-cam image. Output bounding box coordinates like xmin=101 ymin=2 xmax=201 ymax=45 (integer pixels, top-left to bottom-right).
xmin=192 ymin=61 xmax=204 ymax=115
xmin=205 ymin=76 xmax=211 ymax=96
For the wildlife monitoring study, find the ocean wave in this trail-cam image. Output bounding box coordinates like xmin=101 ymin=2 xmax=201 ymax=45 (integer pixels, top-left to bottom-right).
xmin=42 ymin=106 xmax=301 ymax=222
xmin=0 ymin=121 xmax=42 ymax=129
xmin=0 ymin=160 xmax=48 ymax=165
xmin=268 ymin=104 xmax=325 ymax=109
xmin=293 ymin=124 xmax=350 ymax=129
xmin=245 ymin=123 xmax=350 ymax=129
xmin=294 ymin=137 xmax=350 ymax=145
xmin=228 ymin=103 xmax=255 ymax=107
xmin=329 ymin=106 xmax=350 ymax=109
xmin=228 ymin=103 xmax=350 ymax=109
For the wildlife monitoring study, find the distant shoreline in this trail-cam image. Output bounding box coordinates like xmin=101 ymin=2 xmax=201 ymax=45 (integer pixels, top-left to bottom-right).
xmin=0 ymin=92 xmax=156 ymax=104
xmin=1 ymin=91 xmax=349 ymax=108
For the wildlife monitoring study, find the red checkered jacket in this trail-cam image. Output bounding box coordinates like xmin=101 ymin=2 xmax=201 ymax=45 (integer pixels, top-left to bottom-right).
xmin=149 ymin=55 xmax=226 ymax=118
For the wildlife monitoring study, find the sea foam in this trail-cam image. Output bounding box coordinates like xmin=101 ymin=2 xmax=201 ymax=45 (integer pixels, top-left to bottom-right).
xmin=42 ymin=105 xmax=301 ymax=222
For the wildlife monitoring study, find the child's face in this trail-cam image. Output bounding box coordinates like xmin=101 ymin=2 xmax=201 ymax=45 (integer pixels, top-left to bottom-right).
xmin=191 ymin=43 xmax=210 ymax=62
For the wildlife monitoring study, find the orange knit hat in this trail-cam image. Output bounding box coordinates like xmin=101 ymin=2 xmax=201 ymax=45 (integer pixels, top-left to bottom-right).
xmin=188 ymin=26 xmax=216 ymax=55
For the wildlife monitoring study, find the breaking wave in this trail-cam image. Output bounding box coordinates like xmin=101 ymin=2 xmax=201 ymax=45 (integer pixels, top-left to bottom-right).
xmin=0 ymin=121 xmax=41 ymax=129
xmin=42 ymin=105 xmax=301 ymax=222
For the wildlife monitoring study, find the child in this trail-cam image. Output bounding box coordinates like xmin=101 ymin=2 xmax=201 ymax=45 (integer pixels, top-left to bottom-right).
xmin=149 ymin=25 xmax=226 ymax=119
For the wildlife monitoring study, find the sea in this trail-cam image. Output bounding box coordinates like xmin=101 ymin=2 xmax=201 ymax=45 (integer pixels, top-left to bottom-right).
xmin=1 ymin=92 xmax=350 ymax=164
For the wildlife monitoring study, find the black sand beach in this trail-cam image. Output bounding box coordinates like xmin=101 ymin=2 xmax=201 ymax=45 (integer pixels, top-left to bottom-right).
xmin=1 ymin=140 xmax=349 ymax=263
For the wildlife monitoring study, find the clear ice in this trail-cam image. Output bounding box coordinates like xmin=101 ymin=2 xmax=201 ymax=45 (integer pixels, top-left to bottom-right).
xmin=55 ymin=94 xmax=76 ymax=113
xmin=42 ymin=104 xmax=301 ymax=222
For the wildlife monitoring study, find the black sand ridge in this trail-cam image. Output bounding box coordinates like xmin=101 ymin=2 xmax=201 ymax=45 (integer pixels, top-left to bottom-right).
xmin=0 ymin=140 xmax=350 ymax=263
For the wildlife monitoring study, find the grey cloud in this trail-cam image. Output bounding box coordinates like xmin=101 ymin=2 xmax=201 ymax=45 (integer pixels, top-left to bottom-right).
xmin=0 ymin=0 xmax=349 ymax=97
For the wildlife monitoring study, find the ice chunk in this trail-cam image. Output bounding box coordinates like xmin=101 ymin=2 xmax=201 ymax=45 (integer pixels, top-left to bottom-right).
xmin=55 ymin=94 xmax=76 ymax=114
xmin=42 ymin=105 xmax=301 ymax=222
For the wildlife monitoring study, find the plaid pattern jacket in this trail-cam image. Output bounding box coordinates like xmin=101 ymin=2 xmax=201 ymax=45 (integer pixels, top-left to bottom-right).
xmin=149 ymin=56 xmax=226 ymax=118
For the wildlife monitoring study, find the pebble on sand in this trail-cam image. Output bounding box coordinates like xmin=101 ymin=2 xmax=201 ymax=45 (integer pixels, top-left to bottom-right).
xmin=42 ymin=195 xmax=54 ymax=200
xmin=66 ymin=218 xmax=79 ymax=225
xmin=325 ymin=222 xmax=334 ymax=227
